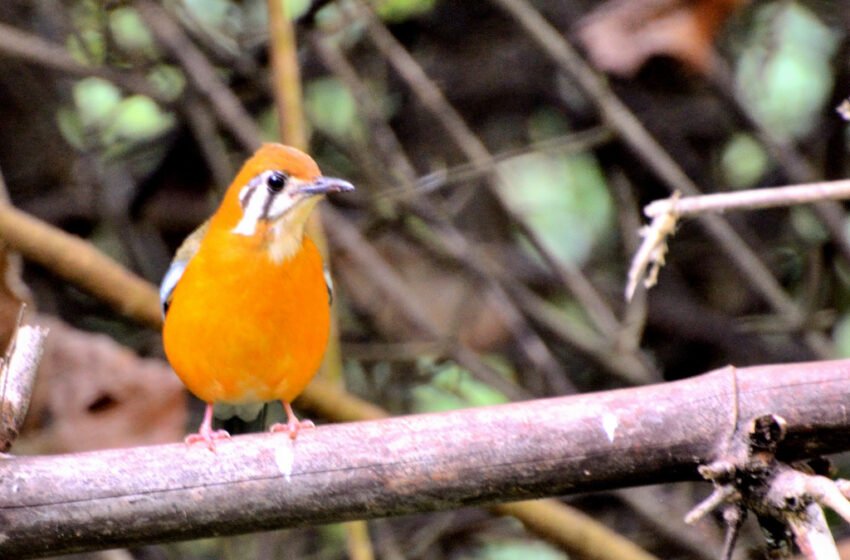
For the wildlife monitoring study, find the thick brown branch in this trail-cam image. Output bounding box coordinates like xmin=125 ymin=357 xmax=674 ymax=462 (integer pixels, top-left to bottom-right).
xmin=0 ymin=204 xmax=161 ymax=329
xmin=1 ymin=360 xmax=849 ymax=558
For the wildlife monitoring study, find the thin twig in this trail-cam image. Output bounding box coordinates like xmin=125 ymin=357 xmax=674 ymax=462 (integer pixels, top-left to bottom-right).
xmin=181 ymin=95 xmax=234 ymax=192
xmin=325 ymin=207 xmax=530 ymax=401
xmin=344 ymin=520 xmax=376 ymax=560
xmin=307 ymin=32 xmax=420 ymax=188
xmin=135 ymin=0 xmax=261 ymax=151
xmin=786 ymin=503 xmax=839 ymax=560
xmin=806 ymin=476 xmax=850 ymax=525
xmin=403 ymin=127 xmax=615 ymax=202
xmin=708 ymin=57 xmax=850 ymax=265
xmin=625 ymin=198 xmax=678 ymax=301
xmin=310 ymin=34 xmax=596 ymax=389
xmin=345 ymin=0 xmax=623 ymax=341
xmin=0 ymin=20 xmax=166 ymax=102
xmin=487 ymin=0 xmax=834 ymax=359
xmin=267 ymin=0 xmax=307 ymax=149
xmin=610 ymin=172 xmax=650 ymax=354
xmin=645 ymin=180 xmax=850 ymax=219
xmin=629 ymin=179 xmax=850 ymax=300
xmin=494 ymin=501 xmax=658 ymax=560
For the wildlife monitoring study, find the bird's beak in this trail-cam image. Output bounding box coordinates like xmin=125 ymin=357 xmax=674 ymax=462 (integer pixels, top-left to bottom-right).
xmin=297 ymin=176 xmax=355 ymax=196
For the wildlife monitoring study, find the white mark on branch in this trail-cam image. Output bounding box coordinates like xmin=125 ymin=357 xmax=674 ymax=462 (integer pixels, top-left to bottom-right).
xmin=601 ymin=413 xmax=618 ymax=442
xmin=0 ymin=534 xmax=8 ymax=544
xmin=274 ymin=442 xmax=295 ymax=482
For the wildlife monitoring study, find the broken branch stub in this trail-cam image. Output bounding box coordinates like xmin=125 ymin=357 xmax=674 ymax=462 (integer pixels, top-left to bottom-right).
xmin=0 ymin=322 xmax=48 ymax=451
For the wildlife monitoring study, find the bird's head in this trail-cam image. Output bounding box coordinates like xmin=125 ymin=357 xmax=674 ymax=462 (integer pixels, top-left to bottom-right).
xmin=213 ymin=143 xmax=354 ymax=239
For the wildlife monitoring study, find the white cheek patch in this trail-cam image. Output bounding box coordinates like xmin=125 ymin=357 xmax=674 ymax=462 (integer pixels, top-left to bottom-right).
xmin=265 ymin=191 xmax=297 ymax=222
xmin=231 ymin=173 xmax=298 ymax=237
xmin=232 ymin=184 xmax=265 ymax=236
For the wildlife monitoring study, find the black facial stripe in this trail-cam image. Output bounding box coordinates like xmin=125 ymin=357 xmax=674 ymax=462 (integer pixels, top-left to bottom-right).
xmin=261 ymin=186 xmax=276 ymax=218
xmin=240 ymin=180 xmax=259 ymax=209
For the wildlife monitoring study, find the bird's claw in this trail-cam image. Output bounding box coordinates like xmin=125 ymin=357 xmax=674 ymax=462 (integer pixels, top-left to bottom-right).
xmin=270 ymin=418 xmax=314 ymax=440
xmin=185 ymin=429 xmax=231 ymax=452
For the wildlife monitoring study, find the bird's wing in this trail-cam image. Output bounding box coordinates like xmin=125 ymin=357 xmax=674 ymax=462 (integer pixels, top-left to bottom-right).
xmin=159 ymin=220 xmax=210 ymax=317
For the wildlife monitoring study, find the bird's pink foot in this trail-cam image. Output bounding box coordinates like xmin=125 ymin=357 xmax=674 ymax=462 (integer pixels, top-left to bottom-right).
xmin=270 ymin=401 xmax=315 ymax=440
xmin=185 ymin=403 xmax=230 ymax=451
xmin=185 ymin=429 xmax=231 ymax=451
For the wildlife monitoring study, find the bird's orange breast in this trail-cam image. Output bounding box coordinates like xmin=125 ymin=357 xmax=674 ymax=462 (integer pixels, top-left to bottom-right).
xmin=162 ymin=228 xmax=330 ymax=405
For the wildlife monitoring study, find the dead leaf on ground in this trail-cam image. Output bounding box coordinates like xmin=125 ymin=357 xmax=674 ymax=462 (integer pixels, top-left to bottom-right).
xmin=578 ymin=0 xmax=748 ymax=77
xmin=17 ymin=316 xmax=186 ymax=454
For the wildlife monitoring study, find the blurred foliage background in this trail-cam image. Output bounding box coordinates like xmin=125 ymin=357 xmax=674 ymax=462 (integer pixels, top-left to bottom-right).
xmin=1 ymin=0 xmax=850 ymax=558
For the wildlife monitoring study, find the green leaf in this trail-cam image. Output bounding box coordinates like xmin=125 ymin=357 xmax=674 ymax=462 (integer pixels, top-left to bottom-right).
xmin=496 ymin=150 xmax=613 ymax=266
xmin=833 ymin=313 xmax=850 ymax=358
xmin=56 ymin=107 xmax=86 ymax=150
xmin=147 ymin=65 xmax=186 ymax=102
xmin=790 ymin=207 xmax=829 ymax=245
xmin=67 ymin=0 xmax=106 ymax=65
xmin=183 ymin=0 xmax=233 ymax=30
xmin=720 ymin=133 xmax=769 ymax=189
xmin=463 ymin=540 xmax=568 ymax=560
xmin=305 ymin=77 xmax=363 ymax=141
xmin=736 ymin=2 xmax=839 ymax=141
xmin=73 ymin=77 xmax=121 ymax=129
xmin=375 ymin=0 xmax=437 ymax=22
xmin=67 ymin=30 xmax=106 ymax=66
xmin=105 ymin=95 xmax=174 ymax=142
xmin=109 ymin=7 xmax=157 ymax=58
xmin=258 ymin=105 xmax=282 ymax=142
xmin=412 ymin=359 xmax=510 ymax=413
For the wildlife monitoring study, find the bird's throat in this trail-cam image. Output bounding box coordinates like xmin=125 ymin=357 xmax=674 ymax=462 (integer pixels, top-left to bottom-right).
xmin=265 ymin=219 xmax=307 ymax=264
xmin=263 ymin=196 xmax=320 ymax=264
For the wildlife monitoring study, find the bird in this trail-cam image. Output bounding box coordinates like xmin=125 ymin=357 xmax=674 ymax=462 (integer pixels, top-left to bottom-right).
xmin=160 ymin=143 xmax=354 ymax=450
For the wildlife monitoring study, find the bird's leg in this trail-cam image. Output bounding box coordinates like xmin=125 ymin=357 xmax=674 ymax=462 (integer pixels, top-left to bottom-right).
xmin=185 ymin=403 xmax=231 ymax=451
xmin=270 ymin=401 xmax=315 ymax=440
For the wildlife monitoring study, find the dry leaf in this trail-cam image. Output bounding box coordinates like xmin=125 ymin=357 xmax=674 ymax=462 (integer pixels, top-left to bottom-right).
xmin=578 ymin=0 xmax=748 ymax=77
xmin=18 ymin=316 xmax=186 ymax=454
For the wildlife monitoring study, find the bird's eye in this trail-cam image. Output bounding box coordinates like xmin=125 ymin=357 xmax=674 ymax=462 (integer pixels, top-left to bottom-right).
xmin=267 ymin=172 xmax=287 ymax=193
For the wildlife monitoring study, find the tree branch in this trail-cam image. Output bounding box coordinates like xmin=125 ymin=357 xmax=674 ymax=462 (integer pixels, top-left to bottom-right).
xmin=2 ymin=359 xmax=849 ymax=558
xmin=644 ymin=179 xmax=850 ymax=219
xmin=487 ymin=0 xmax=834 ymax=358
xmin=0 ymin=21 xmax=166 ymax=102
xmin=135 ymin=0 xmax=261 ymax=151
xmin=0 ymin=204 xmax=161 ymax=329
xmin=0 ymin=311 xmax=48 ymax=451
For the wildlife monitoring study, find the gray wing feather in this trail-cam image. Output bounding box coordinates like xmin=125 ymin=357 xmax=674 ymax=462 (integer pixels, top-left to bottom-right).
xmin=160 ymin=221 xmax=209 ymax=318
xmin=159 ymin=259 xmax=188 ymax=318
xmin=324 ymin=268 xmax=334 ymax=305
